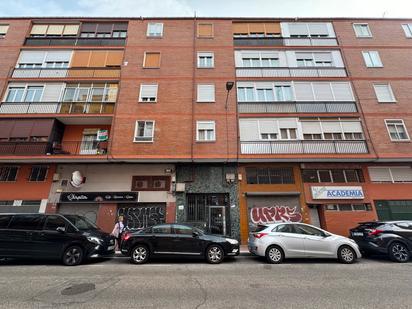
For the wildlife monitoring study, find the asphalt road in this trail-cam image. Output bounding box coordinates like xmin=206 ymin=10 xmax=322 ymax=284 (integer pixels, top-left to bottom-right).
xmin=0 ymin=255 xmax=411 ymax=309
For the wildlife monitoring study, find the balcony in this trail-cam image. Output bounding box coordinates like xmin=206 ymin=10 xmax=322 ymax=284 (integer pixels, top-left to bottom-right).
xmin=0 ymin=102 xmax=115 ymax=114
xmin=233 ymin=37 xmax=338 ymax=47
xmin=234 ymin=37 xmax=284 ymax=46
xmin=11 ymin=67 xmax=121 ymax=79
xmin=24 ymin=37 xmax=126 ymax=47
xmin=0 ymin=140 xmax=109 ymax=156
xmin=240 ymin=140 xmax=368 ymax=154
xmin=236 ymin=67 xmax=347 ymax=78
xmin=284 ymin=38 xmax=338 ymax=46
xmin=238 ymin=101 xmax=357 ymax=114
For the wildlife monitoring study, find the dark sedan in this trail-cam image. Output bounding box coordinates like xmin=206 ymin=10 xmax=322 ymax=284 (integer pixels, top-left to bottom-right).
xmin=350 ymin=221 xmax=412 ymax=262
xmin=120 ymin=223 xmax=239 ymax=264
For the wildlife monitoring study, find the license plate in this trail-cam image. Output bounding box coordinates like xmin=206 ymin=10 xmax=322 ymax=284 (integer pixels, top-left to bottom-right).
xmin=108 ymin=245 xmax=115 ymax=251
xmin=352 ymin=232 xmax=363 ymax=237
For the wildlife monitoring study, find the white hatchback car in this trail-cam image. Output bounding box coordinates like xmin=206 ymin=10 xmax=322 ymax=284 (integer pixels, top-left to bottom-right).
xmin=248 ymin=223 xmax=361 ymax=264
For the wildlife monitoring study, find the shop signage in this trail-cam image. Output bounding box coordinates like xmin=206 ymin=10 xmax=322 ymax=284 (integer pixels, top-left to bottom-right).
xmin=311 ymin=186 xmax=364 ymax=200
xmin=60 ymin=192 xmax=138 ymax=203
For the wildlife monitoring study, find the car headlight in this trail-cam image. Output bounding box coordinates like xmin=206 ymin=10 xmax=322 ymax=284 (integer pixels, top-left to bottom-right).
xmin=87 ymin=236 xmax=103 ymax=245
xmin=225 ymin=238 xmax=239 ymax=245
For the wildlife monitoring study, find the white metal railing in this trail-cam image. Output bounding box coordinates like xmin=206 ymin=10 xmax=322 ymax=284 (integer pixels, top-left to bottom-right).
xmin=284 ymin=38 xmax=338 ymax=46
xmin=0 ymin=102 xmax=115 ymax=114
xmin=236 ymin=67 xmax=347 ymax=78
xmin=237 ymin=102 xmax=357 ymax=113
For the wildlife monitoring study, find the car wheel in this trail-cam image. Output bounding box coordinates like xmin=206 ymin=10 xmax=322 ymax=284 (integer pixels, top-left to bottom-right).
xmin=206 ymin=245 xmax=224 ymax=264
xmin=265 ymin=245 xmax=284 ymax=264
xmin=62 ymin=245 xmax=83 ymax=266
xmin=338 ymin=246 xmax=356 ymax=264
xmin=131 ymin=245 xmax=150 ymax=264
xmin=389 ymin=242 xmax=410 ymax=263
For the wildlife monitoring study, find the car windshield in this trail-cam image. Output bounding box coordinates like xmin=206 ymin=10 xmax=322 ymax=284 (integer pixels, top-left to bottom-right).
xmin=193 ymin=227 xmax=204 ymax=234
xmin=64 ymin=215 xmax=98 ymax=230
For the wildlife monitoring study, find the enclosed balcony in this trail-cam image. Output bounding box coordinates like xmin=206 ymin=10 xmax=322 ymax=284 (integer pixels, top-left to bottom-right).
xmin=238 ymin=101 xmax=357 ymax=114
xmin=12 ymin=67 xmax=121 ymax=79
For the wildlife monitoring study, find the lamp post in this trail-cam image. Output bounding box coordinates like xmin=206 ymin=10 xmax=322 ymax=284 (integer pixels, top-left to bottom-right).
xmin=225 ymin=81 xmax=234 ymax=110
xmin=225 ymin=81 xmax=234 ymax=163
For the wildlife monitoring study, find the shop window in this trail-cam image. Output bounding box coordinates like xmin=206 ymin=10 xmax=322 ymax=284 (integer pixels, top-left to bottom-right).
xmin=246 ymin=167 xmax=294 ymax=184
xmin=131 ymin=176 xmax=171 ymax=191
xmin=325 ymin=203 xmax=371 ymax=211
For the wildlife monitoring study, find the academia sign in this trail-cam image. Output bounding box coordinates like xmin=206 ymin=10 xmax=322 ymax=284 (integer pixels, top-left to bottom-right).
xmin=311 ymin=186 xmax=364 ymax=200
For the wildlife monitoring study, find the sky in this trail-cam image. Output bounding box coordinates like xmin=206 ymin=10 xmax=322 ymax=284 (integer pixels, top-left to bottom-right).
xmin=0 ymin=0 xmax=411 ymax=18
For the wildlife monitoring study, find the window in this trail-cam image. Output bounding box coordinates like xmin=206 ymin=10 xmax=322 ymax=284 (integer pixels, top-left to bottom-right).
xmin=139 ymin=84 xmax=158 ymax=102
xmin=143 ymin=52 xmax=161 ymax=68
xmin=79 ymin=23 xmax=127 ymax=38
xmin=44 ymin=215 xmax=67 ymax=231
xmin=62 ymin=83 xmax=118 ymax=103
xmin=402 ymin=24 xmax=412 ymax=38
xmin=241 ymin=52 xmax=279 ymax=68
xmin=5 ymin=87 xmax=25 ymax=102
xmin=294 ymin=224 xmax=324 ymax=236
xmin=353 ymin=23 xmax=372 ymax=37
xmin=368 ymin=166 xmax=412 ymax=183
xmin=0 ymin=215 xmax=12 ymax=228
xmin=272 ymin=224 xmax=295 ymax=233
xmin=131 ymin=176 xmax=171 ymax=191
xmin=286 ymin=22 xmax=334 ymax=38
xmin=197 ymin=23 xmax=214 ymax=38
xmin=29 ymin=165 xmax=48 ymax=182
xmin=21 ymin=200 xmax=41 ymax=206
xmin=302 ymin=169 xmax=364 ymax=183
xmin=30 ymin=24 xmax=80 ymax=37
xmin=134 ymin=120 xmax=155 ymax=142
xmin=261 ymin=133 xmax=277 ymax=140
xmin=246 ymin=167 xmax=294 ymax=184
xmin=152 ymin=225 xmax=172 ymax=234
xmin=197 ymin=121 xmax=215 ymax=141
xmin=0 ymin=24 xmax=9 ymax=38
xmin=296 ymin=52 xmax=333 ymax=67
xmin=325 ymin=204 xmax=371 ymax=211
xmin=197 ymin=52 xmax=214 ymax=68
xmin=197 ymin=84 xmax=215 ymax=102
xmin=233 ymin=22 xmax=281 ymax=38
xmin=173 ymin=225 xmax=193 ymax=235
xmin=237 ymin=84 xmax=292 ymax=102
xmin=385 ymin=120 xmax=410 ymax=141
xmin=8 ymin=215 xmax=44 ymax=230
xmin=0 ymin=166 xmax=18 ymax=182
xmin=274 ymin=86 xmax=293 ymax=101
xmin=237 ymin=87 xmax=255 ymax=102
xmin=147 ymin=23 xmax=163 ymax=37
xmin=280 ymin=128 xmax=297 ymax=140
xmin=373 ymin=84 xmax=396 ymax=103
xmin=24 ymin=86 xmax=43 ymax=102
xmin=362 ymin=51 xmax=383 ymax=67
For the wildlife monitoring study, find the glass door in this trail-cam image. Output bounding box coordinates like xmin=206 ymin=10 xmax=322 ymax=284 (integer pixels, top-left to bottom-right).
xmin=208 ymin=206 xmax=226 ymax=235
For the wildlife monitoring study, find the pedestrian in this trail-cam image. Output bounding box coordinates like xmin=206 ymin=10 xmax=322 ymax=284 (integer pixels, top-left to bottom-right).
xmin=111 ymin=215 xmax=125 ymax=252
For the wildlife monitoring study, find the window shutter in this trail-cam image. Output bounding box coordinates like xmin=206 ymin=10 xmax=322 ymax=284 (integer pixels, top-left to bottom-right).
xmin=331 ymin=82 xmax=354 ymax=101
xmin=264 ymin=23 xmax=281 ymax=35
xmin=331 ymin=51 xmax=344 ymax=67
xmin=42 ymin=83 xmax=64 ymax=102
xmin=294 ymin=82 xmax=314 ymax=101
xmin=259 ymin=119 xmax=279 ymax=133
xmin=106 ymin=51 xmax=123 ymax=66
xmin=10 ymin=120 xmax=34 ymax=138
xmin=197 ymin=84 xmax=215 ymax=102
xmin=107 ymin=84 xmax=118 ymax=102
xmin=144 ymin=52 xmax=161 ymax=68
xmin=301 ymin=122 xmax=322 ymax=134
xmin=314 ymin=52 xmax=332 ymax=62
xmin=233 ymin=23 xmax=249 ymax=35
xmin=18 ymin=51 xmax=45 ymax=64
xmin=30 ymin=24 xmax=48 ymax=35
xmin=321 ymin=122 xmax=342 ymax=133
xmin=249 ymin=23 xmax=265 ymax=33
xmin=197 ymin=121 xmax=214 ymax=130
xmin=89 ymin=51 xmax=107 ymax=67
xmin=234 ymin=51 xmax=243 ymax=67
xmin=239 ymin=120 xmax=260 ymax=141
xmin=295 ymin=52 xmax=313 ymax=60
xmin=113 ymin=23 xmax=128 ymax=31
xmin=368 ymin=167 xmax=392 ymax=182
xmin=80 ymin=23 xmax=97 ymax=32
xmin=308 ymin=23 xmax=329 ymax=35
xmin=198 ymin=23 xmax=213 ymax=37
xmin=0 ymin=25 xmax=9 ymax=34
xmin=341 ymin=121 xmax=363 ymax=132
xmin=0 ymin=120 xmax=14 ymax=138
xmin=63 ymin=24 xmax=79 ymax=35
xmin=46 ymin=25 xmax=64 ymax=35
xmin=97 ymin=23 xmax=113 ymax=33
xmin=288 ymin=23 xmax=309 ymax=36
xmin=70 ymin=50 xmax=91 ymax=67
xmin=313 ymin=83 xmax=334 ymax=101
xmin=278 ymin=118 xmax=298 ymax=128
xmin=373 ymin=84 xmax=395 ymax=102
xmin=140 ymin=84 xmax=158 ymax=100
xmin=31 ymin=119 xmax=54 ymax=136
xmin=44 ymin=50 xmax=72 ymax=63
xmin=390 ymin=167 xmax=412 ymax=182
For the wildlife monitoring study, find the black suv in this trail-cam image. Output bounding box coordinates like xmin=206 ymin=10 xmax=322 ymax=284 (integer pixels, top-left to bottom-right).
xmin=0 ymin=213 xmax=115 ymax=266
xmin=350 ymin=221 xmax=412 ymax=262
xmin=121 ymin=223 xmax=239 ymax=264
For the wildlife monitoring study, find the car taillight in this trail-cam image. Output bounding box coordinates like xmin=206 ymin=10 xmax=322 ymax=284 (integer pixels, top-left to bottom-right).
xmin=253 ymin=232 xmax=268 ymax=239
xmin=122 ymin=232 xmax=131 ymax=241
xmin=368 ymin=229 xmax=383 ymax=236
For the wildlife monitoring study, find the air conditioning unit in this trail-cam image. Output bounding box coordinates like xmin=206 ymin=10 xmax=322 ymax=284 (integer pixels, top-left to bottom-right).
xmin=175 ymin=183 xmax=186 ymax=192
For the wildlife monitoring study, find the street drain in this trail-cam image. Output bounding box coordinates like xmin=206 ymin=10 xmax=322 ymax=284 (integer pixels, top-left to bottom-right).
xmin=61 ymin=283 xmax=95 ymax=296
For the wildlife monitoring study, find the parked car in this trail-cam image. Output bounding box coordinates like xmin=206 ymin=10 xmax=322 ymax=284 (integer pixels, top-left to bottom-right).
xmin=350 ymin=221 xmax=412 ymax=263
xmin=121 ymin=223 xmax=239 ymax=264
xmin=248 ymin=223 xmax=361 ymax=264
xmin=0 ymin=213 xmax=115 ymax=266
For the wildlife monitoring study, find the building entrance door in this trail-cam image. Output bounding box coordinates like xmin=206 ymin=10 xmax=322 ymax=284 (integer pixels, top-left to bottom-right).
xmin=208 ymin=206 xmax=226 ymax=235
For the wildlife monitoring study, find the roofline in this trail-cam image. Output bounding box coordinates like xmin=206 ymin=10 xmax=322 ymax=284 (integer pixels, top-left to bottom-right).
xmin=0 ymin=16 xmax=412 ymax=22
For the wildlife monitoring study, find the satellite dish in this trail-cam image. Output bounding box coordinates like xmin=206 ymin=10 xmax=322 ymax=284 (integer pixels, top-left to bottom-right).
xmin=70 ymin=171 xmax=85 ymax=188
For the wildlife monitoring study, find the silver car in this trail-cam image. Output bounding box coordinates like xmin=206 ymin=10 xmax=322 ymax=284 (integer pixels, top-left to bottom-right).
xmin=248 ymin=223 xmax=362 ymax=264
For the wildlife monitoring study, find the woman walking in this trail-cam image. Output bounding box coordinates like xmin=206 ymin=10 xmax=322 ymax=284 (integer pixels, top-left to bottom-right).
xmin=111 ymin=215 xmax=125 ymax=252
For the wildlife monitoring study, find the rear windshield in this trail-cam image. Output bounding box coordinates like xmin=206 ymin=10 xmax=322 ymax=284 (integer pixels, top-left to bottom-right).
xmin=64 ymin=215 xmax=98 ymax=231
xmin=356 ymin=222 xmax=383 ymax=229
xmin=253 ymin=225 xmax=269 ymax=233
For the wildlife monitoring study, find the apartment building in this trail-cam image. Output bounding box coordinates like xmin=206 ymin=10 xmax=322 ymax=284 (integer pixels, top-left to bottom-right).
xmin=0 ymin=17 xmax=411 ymax=242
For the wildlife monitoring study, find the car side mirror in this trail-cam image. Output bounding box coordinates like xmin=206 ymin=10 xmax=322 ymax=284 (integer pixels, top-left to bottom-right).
xmin=192 ymin=231 xmax=199 ymax=238
xmin=56 ymin=227 xmax=66 ymax=233
xmin=322 ymin=233 xmax=330 ymax=238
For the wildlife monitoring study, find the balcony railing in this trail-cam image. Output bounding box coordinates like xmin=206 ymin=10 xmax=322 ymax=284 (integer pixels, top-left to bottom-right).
xmin=236 ymin=67 xmax=347 ymax=78
xmin=12 ymin=67 xmax=121 ymax=79
xmin=284 ymin=38 xmax=338 ymax=46
xmin=238 ymin=101 xmax=357 ymax=113
xmin=233 ymin=37 xmax=284 ymax=46
xmin=24 ymin=37 xmax=126 ymax=47
xmin=0 ymin=102 xmax=115 ymax=114
xmin=233 ymin=37 xmax=338 ymax=46
xmin=240 ymin=140 xmax=368 ymax=154
xmin=0 ymin=140 xmax=109 ymax=156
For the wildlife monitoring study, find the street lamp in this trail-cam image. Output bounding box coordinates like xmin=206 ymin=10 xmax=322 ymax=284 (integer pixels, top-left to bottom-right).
xmin=225 ymin=81 xmax=234 ymax=110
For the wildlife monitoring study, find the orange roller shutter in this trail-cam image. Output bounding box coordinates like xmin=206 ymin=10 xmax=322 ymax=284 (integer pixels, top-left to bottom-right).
xmin=47 ymin=25 xmax=65 ymax=35
xmin=70 ymin=50 xmax=91 ymax=67
xmin=264 ymin=23 xmax=281 ymax=35
xmin=144 ymin=52 xmax=161 ymax=68
xmin=233 ymin=23 xmax=249 ymax=34
xmin=197 ymin=23 xmax=213 ymax=37
xmin=249 ymin=23 xmax=265 ymax=33
xmin=89 ymin=51 xmax=107 ymax=67
xmin=30 ymin=24 xmax=48 ymax=35
xmin=106 ymin=50 xmax=123 ymax=67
